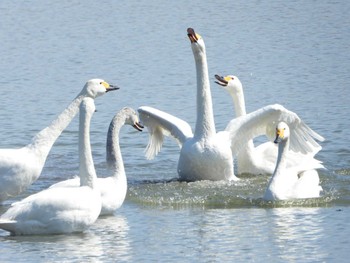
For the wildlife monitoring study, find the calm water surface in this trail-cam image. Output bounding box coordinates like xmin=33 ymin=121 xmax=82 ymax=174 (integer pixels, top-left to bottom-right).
xmin=0 ymin=0 xmax=349 ymax=262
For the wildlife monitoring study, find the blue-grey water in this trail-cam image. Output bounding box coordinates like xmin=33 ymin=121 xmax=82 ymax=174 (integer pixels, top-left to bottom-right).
xmin=1 ymin=0 xmax=349 ymax=262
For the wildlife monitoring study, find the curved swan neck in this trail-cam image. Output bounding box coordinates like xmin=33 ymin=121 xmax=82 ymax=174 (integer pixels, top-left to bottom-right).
xmin=28 ymin=94 xmax=85 ymax=161
xmin=106 ymin=114 xmax=125 ymax=178
xmin=193 ymin=46 xmax=216 ymax=139
xmin=79 ymin=99 xmax=97 ymax=188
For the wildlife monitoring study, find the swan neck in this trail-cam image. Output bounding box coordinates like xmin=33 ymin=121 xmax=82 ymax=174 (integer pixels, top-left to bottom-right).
xmin=106 ymin=115 xmax=125 ymax=178
xmin=272 ymin=139 xmax=289 ymax=178
xmin=28 ymin=94 xmax=84 ymax=161
xmin=79 ymin=104 xmax=97 ymax=188
xmin=232 ymin=90 xmax=247 ymax=117
xmin=231 ymin=89 xmax=255 ymax=151
xmin=193 ymin=49 xmax=216 ymax=138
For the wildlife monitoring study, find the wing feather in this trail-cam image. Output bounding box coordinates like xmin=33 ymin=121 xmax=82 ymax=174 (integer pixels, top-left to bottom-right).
xmin=225 ymin=104 xmax=324 ymax=156
xmin=138 ymin=106 xmax=193 ymax=159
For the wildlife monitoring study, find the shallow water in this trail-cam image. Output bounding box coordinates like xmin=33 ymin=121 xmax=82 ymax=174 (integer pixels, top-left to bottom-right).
xmin=1 ymin=0 xmax=350 ymax=262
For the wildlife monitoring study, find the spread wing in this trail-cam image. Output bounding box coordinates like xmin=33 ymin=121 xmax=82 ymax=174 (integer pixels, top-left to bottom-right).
xmin=225 ymin=104 xmax=324 ymax=156
xmin=138 ymin=106 xmax=193 ymax=159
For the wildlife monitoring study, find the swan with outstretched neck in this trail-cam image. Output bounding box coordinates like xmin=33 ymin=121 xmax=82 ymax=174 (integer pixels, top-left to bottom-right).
xmin=0 ymin=79 xmax=118 ymax=202
xmin=0 ymin=97 xmax=101 ymax=235
xmin=138 ymin=28 xmax=324 ymax=181
xmin=263 ymin=122 xmax=323 ymax=200
xmin=215 ymin=74 xmax=323 ymax=175
xmin=50 ymin=107 xmax=143 ymax=216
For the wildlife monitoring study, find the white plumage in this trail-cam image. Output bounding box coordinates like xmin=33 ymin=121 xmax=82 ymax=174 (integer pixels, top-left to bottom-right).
xmin=215 ymin=74 xmax=323 ymax=175
xmin=0 ymin=97 xmax=101 ymax=235
xmin=139 ymin=28 xmax=324 ymax=182
xmin=263 ymin=122 xmax=323 ymax=200
xmin=0 ymin=79 xmax=118 ymax=202
xmin=50 ymin=107 xmax=143 ymax=216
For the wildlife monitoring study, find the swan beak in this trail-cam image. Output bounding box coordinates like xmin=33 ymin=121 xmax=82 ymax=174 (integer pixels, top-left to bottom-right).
xmin=101 ymin=81 xmax=120 ymax=92
xmin=106 ymin=84 xmax=120 ymax=92
xmin=274 ymin=128 xmax=284 ymax=144
xmin=214 ymin=74 xmax=228 ymax=86
xmin=187 ymin=28 xmax=200 ymax=43
xmin=133 ymin=122 xmax=144 ymax=132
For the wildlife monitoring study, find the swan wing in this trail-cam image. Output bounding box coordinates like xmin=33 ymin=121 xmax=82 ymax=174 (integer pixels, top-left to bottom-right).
xmin=225 ymin=104 xmax=324 ymax=156
xmin=138 ymin=106 xmax=193 ymax=159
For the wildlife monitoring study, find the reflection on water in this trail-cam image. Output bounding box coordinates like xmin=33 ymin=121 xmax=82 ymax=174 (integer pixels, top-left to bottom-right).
xmin=0 ymin=215 xmax=130 ymax=262
xmin=0 ymin=0 xmax=349 ymax=261
xmin=269 ymin=208 xmax=328 ymax=262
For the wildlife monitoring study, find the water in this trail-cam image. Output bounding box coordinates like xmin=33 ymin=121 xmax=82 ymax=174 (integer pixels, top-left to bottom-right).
xmin=0 ymin=0 xmax=350 ymax=262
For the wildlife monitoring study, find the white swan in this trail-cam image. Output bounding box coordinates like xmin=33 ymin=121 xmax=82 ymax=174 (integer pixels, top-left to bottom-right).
xmin=215 ymin=74 xmax=324 ymax=175
xmin=138 ymin=28 xmax=324 ymax=182
xmin=263 ymin=122 xmax=323 ymax=200
xmin=0 ymin=79 xmax=118 ymax=202
xmin=50 ymin=107 xmax=143 ymax=216
xmin=0 ymin=97 xmax=101 ymax=235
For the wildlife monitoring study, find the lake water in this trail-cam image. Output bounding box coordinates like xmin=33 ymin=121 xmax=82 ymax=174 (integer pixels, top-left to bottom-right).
xmin=0 ymin=0 xmax=349 ymax=262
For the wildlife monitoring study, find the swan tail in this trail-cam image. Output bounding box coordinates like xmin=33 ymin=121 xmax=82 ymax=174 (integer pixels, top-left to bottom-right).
xmin=0 ymin=219 xmax=17 ymax=234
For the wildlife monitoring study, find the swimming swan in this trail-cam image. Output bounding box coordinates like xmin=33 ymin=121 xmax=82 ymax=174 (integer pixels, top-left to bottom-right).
xmin=0 ymin=97 xmax=101 ymax=235
xmin=50 ymin=107 xmax=143 ymax=216
xmin=138 ymin=28 xmax=324 ymax=181
xmin=263 ymin=122 xmax=323 ymax=200
xmin=0 ymin=79 xmax=118 ymax=202
xmin=215 ymin=74 xmax=323 ymax=175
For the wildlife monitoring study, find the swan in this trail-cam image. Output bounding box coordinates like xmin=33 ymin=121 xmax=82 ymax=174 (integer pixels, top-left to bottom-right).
xmin=138 ymin=28 xmax=324 ymax=181
xmin=0 ymin=79 xmax=118 ymax=202
xmin=0 ymin=97 xmax=101 ymax=235
xmin=215 ymin=74 xmax=324 ymax=175
xmin=139 ymin=28 xmax=236 ymax=181
xmin=50 ymin=107 xmax=143 ymax=216
xmin=263 ymin=122 xmax=323 ymax=200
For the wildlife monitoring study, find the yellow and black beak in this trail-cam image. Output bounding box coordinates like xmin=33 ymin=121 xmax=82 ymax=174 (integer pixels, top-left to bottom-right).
xmin=214 ymin=75 xmax=229 ymax=87
xmin=101 ymin=81 xmax=120 ymax=92
xmin=274 ymin=128 xmax=285 ymax=144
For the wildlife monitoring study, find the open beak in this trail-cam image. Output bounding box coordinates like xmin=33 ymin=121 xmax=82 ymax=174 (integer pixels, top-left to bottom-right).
xmin=187 ymin=28 xmax=198 ymax=43
xmin=214 ymin=74 xmax=228 ymax=87
xmin=106 ymin=84 xmax=120 ymax=92
xmin=133 ymin=122 xmax=144 ymax=132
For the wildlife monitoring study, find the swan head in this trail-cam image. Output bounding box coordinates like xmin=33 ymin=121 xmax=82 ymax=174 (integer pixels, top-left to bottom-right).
xmin=214 ymin=75 xmax=243 ymax=94
xmin=121 ymin=107 xmax=144 ymax=131
xmin=81 ymin=79 xmax=119 ymax=98
xmin=274 ymin=122 xmax=290 ymax=144
xmin=187 ymin=28 xmax=206 ymax=54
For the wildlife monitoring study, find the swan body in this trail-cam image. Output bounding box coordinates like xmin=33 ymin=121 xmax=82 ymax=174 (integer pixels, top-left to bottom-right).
xmin=0 ymin=97 xmax=101 ymax=235
xmin=215 ymin=74 xmax=323 ymax=175
xmin=50 ymin=107 xmax=143 ymax=216
xmin=263 ymin=122 xmax=323 ymax=200
xmin=139 ymin=28 xmax=237 ymax=181
xmin=0 ymin=79 xmax=118 ymax=202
